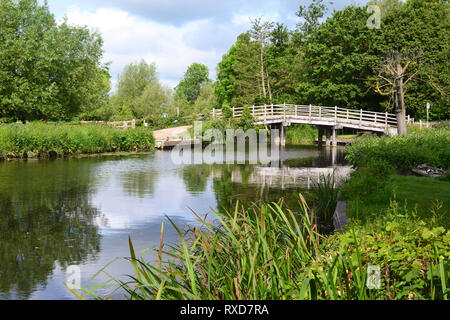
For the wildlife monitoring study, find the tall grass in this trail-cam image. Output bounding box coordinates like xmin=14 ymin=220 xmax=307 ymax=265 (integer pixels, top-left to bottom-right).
xmin=71 ymin=195 xmax=449 ymax=300
xmin=310 ymin=173 xmax=338 ymax=231
xmin=286 ymin=125 xmax=317 ymax=145
xmin=0 ymin=122 xmax=154 ymax=160
xmin=346 ymin=127 xmax=450 ymax=171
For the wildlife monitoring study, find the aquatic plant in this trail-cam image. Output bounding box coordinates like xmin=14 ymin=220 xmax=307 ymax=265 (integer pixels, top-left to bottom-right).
xmin=0 ymin=122 xmax=154 ymax=160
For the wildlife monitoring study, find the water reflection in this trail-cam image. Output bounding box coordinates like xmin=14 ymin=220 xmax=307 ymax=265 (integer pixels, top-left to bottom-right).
xmin=0 ymin=161 xmax=102 ymax=299
xmin=0 ymin=146 xmax=350 ymax=300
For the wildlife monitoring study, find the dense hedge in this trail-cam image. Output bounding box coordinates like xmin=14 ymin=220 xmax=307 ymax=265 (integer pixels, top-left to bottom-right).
xmin=0 ymin=122 xmax=154 ymax=160
xmin=345 ymin=128 xmax=450 ymax=171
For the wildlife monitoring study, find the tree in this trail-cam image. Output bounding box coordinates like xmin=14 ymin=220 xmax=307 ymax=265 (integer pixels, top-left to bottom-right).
xmin=193 ymin=83 xmax=217 ymax=120
xmin=115 ymin=60 xmax=158 ymax=105
xmin=372 ymin=51 xmax=423 ymax=135
xmin=249 ymin=18 xmax=274 ymax=101
xmin=266 ymin=23 xmax=296 ymax=102
xmin=0 ymin=0 xmax=109 ymax=121
xmin=215 ymin=45 xmax=237 ymax=107
xmin=296 ymin=6 xmax=382 ymax=109
xmin=216 ymin=33 xmax=262 ymax=107
xmin=374 ymin=0 xmax=450 ymax=120
xmin=112 ymin=60 xmax=170 ymax=119
xmin=295 ymin=0 xmax=328 ymax=40
xmin=175 ymin=63 xmax=210 ymax=104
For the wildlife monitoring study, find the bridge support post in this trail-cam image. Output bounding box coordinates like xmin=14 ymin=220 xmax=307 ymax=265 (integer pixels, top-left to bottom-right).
xmin=270 ymin=123 xmax=286 ymax=147
xmin=332 ymin=128 xmax=337 ymax=147
xmin=318 ymin=128 xmax=324 ymax=147
xmin=325 ymin=128 xmax=331 ymax=147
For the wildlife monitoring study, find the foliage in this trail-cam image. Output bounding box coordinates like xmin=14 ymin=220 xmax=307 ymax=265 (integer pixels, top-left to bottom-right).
xmin=375 ymin=0 xmax=450 ymax=120
xmin=345 ymin=128 xmax=450 ymax=171
xmin=310 ymin=173 xmax=339 ymax=229
xmin=0 ymin=0 xmax=109 ymax=122
xmin=109 ymin=60 xmax=171 ymax=120
xmin=193 ymin=83 xmax=217 ymax=120
xmin=296 ymin=5 xmax=382 ymax=110
xmin=323 ymin=203 xmax=449 ymax=300
xmin=238 ymin=106 xmax=254 ymax=131
xmin=0 ymin=122 xmax=154 ymax=160
xmin=175 ymin=63 xmax=210 ymax=105
xmin=286 ymin=125 xmax=316 ymax=145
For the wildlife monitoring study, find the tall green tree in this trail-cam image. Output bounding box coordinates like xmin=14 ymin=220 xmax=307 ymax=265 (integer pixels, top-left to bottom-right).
xmin=216 ymin=33 xmax=262 ymax=107
xmin=175 ymin=63 xmax=210 ymax=104
xmin=0 ymin=0 xmax=109 ymax=121
xmin=193 ymin=82 xmax=217 ymax=120
xmin=296 ymin=6 xmax=381 ymax=110
xmin=111 ymin=60 xmax=170 ymax=120
xmin=266 ymin=23 xmax=297 ymax=103
xmin=373 ymin=0 xmax=449 ymax=120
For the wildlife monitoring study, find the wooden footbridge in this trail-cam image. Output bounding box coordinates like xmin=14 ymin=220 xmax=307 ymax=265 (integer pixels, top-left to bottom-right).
xmin=212 ymin=104 xmax=413 ymax=146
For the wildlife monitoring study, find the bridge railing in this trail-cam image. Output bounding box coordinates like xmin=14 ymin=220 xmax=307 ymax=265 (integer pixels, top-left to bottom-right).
xmin=212 ymin=104 xmax=399 ymax=128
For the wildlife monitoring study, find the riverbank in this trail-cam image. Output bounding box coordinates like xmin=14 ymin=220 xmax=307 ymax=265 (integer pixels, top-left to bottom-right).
xmin=0 ymin=122 xmax=155 ymax=160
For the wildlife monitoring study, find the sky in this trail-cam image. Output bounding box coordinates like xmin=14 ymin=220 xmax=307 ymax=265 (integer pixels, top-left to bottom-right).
xmin=44 ymin=0 xmax=371 ymax=90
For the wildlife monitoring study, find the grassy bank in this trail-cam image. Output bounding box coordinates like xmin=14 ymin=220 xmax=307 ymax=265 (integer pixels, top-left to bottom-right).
xmin=342 ymin=175 xmax=450 ymax=228
xmin=0 ymin=122 xmax=155 ymax=160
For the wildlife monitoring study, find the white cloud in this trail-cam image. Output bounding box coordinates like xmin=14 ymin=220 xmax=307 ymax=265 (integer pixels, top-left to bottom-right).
xmin=65 ymin=6 xmax=222 ymax=89
xmin=232 ymin=12 xmax=281 ymax=27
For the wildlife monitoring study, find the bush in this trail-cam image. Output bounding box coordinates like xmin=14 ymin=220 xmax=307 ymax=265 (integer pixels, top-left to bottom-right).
xmin=346 ymin=128 xmax=450 ymax=171
xmin=0 ymin=122 xmax=154 ymax=159
xmin=323 ymin=203 xmax=450 ymax=300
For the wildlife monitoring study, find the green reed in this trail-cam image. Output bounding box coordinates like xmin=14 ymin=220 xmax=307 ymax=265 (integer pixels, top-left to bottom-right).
xmin=70 ymin=194 xmax=449 ymax=300
xmin=0 ymin=122 xmax=154 ymax=160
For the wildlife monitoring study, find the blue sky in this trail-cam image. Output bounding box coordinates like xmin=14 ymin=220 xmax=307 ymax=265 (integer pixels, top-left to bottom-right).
xmin=44 ymin=0 xmax=371 ymax=90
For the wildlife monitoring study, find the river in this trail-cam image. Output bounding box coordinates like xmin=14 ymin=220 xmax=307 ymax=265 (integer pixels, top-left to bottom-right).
xmin=0 ymin=146 xmax=350 ymax=300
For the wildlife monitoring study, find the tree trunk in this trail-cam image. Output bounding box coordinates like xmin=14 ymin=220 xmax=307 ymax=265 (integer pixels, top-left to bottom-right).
xmin=260 ymin=42 xmax=266 ymax=99
xmin=396 ymin=63 xmax=407 ymax=135
xmin=266 ymin=69 xmax=273 ymax=101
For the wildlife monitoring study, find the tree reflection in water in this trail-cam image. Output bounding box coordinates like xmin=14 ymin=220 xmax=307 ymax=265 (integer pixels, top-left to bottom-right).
xmin=0 ymin=160 xmax=102 ymax=299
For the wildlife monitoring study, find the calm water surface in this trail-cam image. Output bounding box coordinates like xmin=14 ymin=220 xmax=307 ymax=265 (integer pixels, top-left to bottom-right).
xmin=0 ymin=146 xmax=350 ymax=300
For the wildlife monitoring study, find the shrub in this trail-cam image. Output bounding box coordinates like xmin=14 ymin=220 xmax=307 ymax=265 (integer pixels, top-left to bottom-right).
xmin=323 ymin=203 xmax=450 ymax=300
xmin=0 ymin=122 xmax=154 ymax=159
xmin=346 ymin=128 xmax=450 ymax=171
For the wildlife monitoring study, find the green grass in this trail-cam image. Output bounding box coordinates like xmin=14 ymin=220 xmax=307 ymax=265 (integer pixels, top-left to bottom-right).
xmin=286 ymin=125 xmax=317 ymax=145
xmin=346 ymin=127 xmax=450 ymax=171
xmin=0 ymin=122 xmax=155 ymax=160
xmin=343 ymin=175 xmax=450 ymax=228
